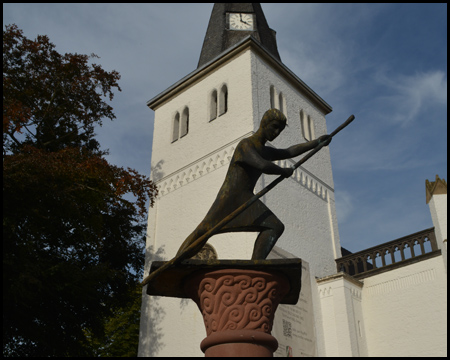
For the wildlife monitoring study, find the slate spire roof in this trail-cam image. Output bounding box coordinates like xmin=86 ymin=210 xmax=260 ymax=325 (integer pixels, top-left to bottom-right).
xmin=198 ymin=3 xmax=281 ymax=68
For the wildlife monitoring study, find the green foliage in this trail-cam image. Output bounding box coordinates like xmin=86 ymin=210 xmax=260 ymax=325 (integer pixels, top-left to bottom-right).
xmin=84 ymin=284 xmax=143 ymax=357
xmin=3 ymin=24 xmax=156 ymax=356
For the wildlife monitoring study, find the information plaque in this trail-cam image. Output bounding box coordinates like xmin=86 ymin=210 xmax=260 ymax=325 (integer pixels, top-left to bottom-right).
xmin=268 ymin=248 xmax=317 ymax=357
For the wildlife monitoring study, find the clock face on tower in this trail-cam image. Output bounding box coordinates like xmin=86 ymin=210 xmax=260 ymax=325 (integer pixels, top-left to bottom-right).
xmin=228 ymin=13 xmax=255 ymax=31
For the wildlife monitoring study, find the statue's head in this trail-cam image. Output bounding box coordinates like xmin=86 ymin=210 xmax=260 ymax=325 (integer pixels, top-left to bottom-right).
xmin=260 ymin=109 xmax=287 ymax=141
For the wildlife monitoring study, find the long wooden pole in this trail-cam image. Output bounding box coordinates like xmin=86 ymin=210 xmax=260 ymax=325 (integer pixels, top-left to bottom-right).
xmin=142 ymin=115 xmax=355 ymax=286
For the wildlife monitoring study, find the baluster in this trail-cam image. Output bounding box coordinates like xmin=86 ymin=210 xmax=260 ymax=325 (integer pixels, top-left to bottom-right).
xmin=419 ymin=236 xmax=426 ymax=255
xmin=340 ymin=260 xmax=347 ymax=274
xmin=348 ymin=259 xmax=354 ymax=275
xmin=400 ymin=243 xmax=406 ymax=261
xmin=341 ymin=260 xmax=346 ymax=274
xmin=363 ymin=255 xmax=368 ymax=272
xmin=409 ymin=239 xmax=416 ymax=258
xmin=381 ymin=250 xmax=386 ymax=267
xmin=355 ymin=258 xmax=361 ymax=275
xmin=390 ymin=246 xmax=396 ymax=264
xmin=352 ymin=259 xmax=358 ymax=275
xmin=371 ymin=252 xmax=377 ymax=269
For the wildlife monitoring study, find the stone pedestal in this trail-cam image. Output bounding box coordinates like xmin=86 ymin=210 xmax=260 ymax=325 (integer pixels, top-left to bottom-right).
xmin=146 ymin=259 xmax=302 ymax=357
xmin=185 ymin=269 xmax=290 ymax=357
xmin=200 ymin=329 xmax=278 ymax=357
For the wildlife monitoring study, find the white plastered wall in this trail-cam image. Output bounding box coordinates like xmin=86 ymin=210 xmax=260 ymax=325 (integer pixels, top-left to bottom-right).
xmin=316 ymin=273 xmax=368 ymax=357
xmin=361 ymin=256 xmax=447 ymax=357
xmin=428 ymin=193 xmax=447 ymax=272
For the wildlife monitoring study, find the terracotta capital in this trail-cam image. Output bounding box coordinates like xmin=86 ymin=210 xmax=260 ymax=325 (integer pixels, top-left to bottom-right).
xmin=185 ymin=268 xmax=290 ymax=356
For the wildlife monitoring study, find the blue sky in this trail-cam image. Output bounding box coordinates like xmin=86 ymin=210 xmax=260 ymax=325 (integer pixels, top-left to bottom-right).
xmin=3 ymin=3 xmax=447 ymax=253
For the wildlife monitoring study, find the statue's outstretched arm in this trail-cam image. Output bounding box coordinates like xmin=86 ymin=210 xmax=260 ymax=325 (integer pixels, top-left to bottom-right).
xmin=238 ymin=140 xmax=291 ymax=176
xmin=264 ymin=135 xmax=331 ymax=161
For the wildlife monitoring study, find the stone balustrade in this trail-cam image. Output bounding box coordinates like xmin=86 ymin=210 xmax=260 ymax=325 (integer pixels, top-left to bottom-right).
xmin=336 ymin=227 xmax=439 ymax=278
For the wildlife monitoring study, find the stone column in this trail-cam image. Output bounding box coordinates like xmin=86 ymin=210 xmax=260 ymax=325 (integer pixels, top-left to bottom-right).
xmin=185 ymin=269 xmax=290 ymax=357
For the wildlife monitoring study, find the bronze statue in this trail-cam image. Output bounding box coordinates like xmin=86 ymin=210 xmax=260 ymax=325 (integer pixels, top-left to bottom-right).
xmin=142 ymin=110 xmax=354 ymax=286
xmin=176 ymin=109 xmax=331 ymax=261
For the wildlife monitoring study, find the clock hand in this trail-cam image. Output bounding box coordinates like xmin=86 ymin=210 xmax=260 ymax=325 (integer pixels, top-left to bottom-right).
xmin=239 ymin=14 xmax=249 ymax=25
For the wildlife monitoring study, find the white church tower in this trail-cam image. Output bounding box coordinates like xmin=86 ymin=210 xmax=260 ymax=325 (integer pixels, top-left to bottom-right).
xmin=139 ymin=4 xmax=342 ymax=356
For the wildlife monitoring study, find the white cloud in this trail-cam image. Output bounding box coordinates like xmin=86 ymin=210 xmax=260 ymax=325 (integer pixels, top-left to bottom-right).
xmin=335 ymin=190 xmax=354 ymax=224
xmin=374 ymin=70 xmax=447 ymax=126
xmin=267 ymin=4 xmax=390 ymax=99
xmin=330 ymin=67 xmax=447 ymax=173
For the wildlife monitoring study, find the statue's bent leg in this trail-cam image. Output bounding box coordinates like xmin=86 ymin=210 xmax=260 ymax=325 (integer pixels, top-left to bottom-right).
xmin=175 ymin=199 xmax=284 ymax=260
xmin=251 ymin=213 xmax=284 ymax=260
xmin=175 ymin=223 xmax=211 ymax=258
xmin=219 ymin=199 xmax=285 ymax=260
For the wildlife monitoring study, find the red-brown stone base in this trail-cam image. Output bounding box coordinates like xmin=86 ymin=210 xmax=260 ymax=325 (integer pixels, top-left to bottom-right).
xmin=200 ymin=329 xmax=278 ymax=357
xmin=185 ymin=268 xmax=290 ymax=357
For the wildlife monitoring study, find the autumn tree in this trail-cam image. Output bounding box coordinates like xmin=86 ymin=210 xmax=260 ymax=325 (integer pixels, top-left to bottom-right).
xmin=3 ymin=24 xmax=157 ymax=356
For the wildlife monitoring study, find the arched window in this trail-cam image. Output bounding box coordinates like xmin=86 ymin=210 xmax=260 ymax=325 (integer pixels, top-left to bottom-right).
xmin=270 ymin=85 xmax=277 ymax=109
xmin=279 ymin=92 xmax=286 ymax=116
xmin=300 ymin=109 xmax=309 ymax=141
xmin=219 ymin=85 xmax=228 ymax=116
xmin=210 ymin=90 xmax=217 ymax=121
xmin=307 ymin=115 xmax=315 ymax=140
xmin=181 ymin=107 xmax=189 ymax=137
xmin=172 ymin=112 xmax=180 ymax=142
xmin=300 ymin=110 xmax=315 ymax=141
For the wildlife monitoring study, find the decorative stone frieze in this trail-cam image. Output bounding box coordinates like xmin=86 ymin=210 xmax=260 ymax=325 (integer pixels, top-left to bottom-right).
xmin=155 ymin=137 xmax=330 ymax=202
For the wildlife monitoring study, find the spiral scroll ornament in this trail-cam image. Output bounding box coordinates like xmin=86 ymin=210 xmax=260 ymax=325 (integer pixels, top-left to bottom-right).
xmin=186 ymin=269 xmax=290 ymax=336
